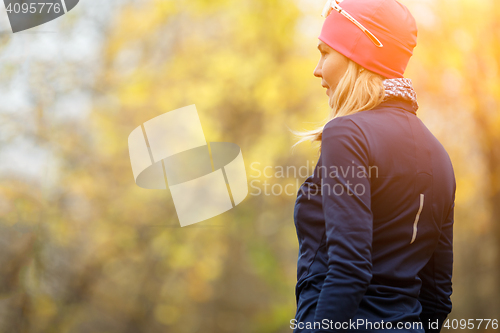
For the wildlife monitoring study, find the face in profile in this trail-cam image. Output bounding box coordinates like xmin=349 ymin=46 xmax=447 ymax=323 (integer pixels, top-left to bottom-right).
xmin=313 ymin=40 xmax=350 ymax=98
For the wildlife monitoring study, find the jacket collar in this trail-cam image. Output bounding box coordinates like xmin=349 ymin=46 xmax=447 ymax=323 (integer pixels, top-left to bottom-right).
xmin=372 ymin=98 xmax=418 ymax=115
xmin=382 ymin=78 xmax=419 ymax=114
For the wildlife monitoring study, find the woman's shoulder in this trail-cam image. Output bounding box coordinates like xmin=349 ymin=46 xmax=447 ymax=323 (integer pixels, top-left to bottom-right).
xmin=322 ymin=110 xmax=376 ymax=141
xmin=321 ymin=115 xmax=370 ymax=154
xmin=322 ymin=115 xmax=364 ymax=141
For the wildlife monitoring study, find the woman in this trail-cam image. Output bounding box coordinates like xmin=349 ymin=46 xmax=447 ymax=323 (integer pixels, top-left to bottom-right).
xmin=291 ymin=0 xmax=455 ymax=332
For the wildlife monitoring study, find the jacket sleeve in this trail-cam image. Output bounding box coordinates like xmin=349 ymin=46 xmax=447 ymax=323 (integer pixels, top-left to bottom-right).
xmin=418 ymin=185 xmax=455 ymax=333
xmin=313 ymin=117 xmax=373 ymax=331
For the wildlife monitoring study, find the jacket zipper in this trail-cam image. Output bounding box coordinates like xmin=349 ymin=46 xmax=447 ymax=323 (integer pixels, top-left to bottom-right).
xmin=410 ymin=193 xmax=425 ymax=244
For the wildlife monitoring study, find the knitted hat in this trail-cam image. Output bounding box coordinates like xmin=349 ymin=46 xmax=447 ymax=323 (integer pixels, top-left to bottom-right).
xmin=319 ymin=0 xmax=417 ymax=79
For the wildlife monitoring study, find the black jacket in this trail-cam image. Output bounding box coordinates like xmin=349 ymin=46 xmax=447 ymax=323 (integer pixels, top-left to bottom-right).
xmin=293 ymin=99 xmax=455 ymax=333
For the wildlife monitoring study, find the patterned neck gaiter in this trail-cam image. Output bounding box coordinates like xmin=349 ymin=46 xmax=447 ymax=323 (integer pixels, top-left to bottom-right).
xmin=382 ymin=78 xmax=419 ymax=114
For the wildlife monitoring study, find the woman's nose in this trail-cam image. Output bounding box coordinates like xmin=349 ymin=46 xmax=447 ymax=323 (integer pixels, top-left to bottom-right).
xmin=313 ymin=62 xmax=322 ymax=78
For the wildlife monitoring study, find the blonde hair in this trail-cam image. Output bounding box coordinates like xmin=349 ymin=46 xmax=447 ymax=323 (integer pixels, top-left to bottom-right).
xmin=291 ymin=59 xmax=386 ymax=153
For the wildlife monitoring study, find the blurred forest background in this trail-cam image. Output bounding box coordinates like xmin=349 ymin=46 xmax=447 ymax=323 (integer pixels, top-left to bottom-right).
xmin=0 ymin=0 xmax=499 ymax=332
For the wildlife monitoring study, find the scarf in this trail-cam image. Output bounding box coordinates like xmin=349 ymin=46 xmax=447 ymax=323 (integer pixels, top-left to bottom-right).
xmin=382 ymin=78 xmax=419 ymax=114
